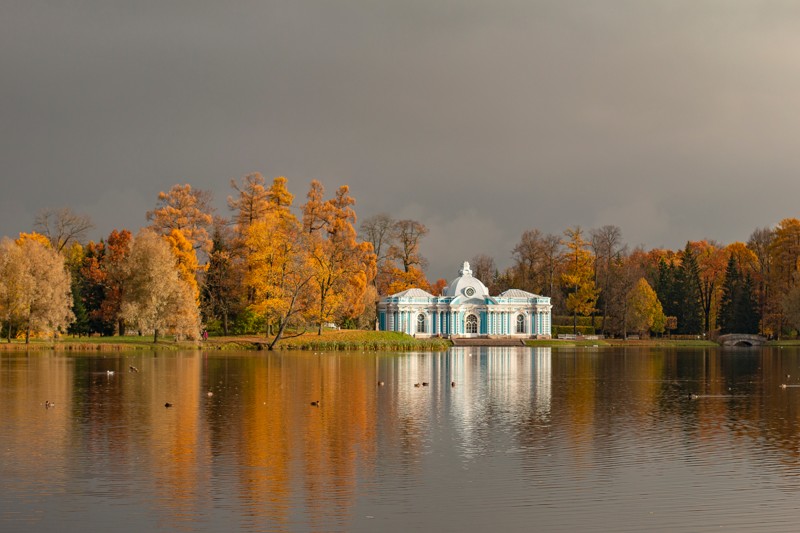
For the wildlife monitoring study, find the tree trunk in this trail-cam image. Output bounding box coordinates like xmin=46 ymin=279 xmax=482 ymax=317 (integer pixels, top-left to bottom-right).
xmin=25 ymin=324 xmax=30 ymax=344
xmin=573 ymin=312 xmax=577 ymax=335
xmin=222 ymin=311 xmax=229 ymax=336
xmin=118 ymin=318 xmax=126 ymax=336
xmin=153 ymin=329 xmax=158 ymax=343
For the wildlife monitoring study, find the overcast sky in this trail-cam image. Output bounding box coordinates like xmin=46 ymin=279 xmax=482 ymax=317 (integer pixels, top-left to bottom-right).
xmin=3 ymin=1 xmax=800 ymax=280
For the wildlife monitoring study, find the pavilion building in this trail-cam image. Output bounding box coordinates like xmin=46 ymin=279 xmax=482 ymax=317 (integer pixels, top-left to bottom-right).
xmin=378 ymin=261 xmax=552 ymax=338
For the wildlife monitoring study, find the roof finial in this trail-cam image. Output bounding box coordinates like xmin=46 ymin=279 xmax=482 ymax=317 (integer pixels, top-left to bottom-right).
xmin=460 ymin=261 xmax=472 ymax=276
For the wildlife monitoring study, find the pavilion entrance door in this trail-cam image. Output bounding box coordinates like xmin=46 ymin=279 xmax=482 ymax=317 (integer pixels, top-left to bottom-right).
xmin=465 ymin=314 xmax=478 ymax=337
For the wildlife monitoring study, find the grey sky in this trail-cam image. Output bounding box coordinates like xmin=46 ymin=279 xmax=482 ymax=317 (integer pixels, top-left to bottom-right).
xmin=3 ymin=1 xmax=800 ymax=280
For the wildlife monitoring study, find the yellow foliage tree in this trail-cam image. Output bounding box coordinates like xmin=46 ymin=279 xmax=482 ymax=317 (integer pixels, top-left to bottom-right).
xmin=15 ymin=232 xmax=52 ymax=248
xmin=1 ymin=237 xmax=74 ymax=342
xmin=245 ymin=211 xmax=315 ymax=348
xmin=303 ymin=183 xmax=377 ymax=334
xmin=560 ymin=226 xmax=599 ymax=333
xmin=164 ymin=229 xmax=200 ymax=304
xmin=626 ymin=278 xmax=666 ymax=337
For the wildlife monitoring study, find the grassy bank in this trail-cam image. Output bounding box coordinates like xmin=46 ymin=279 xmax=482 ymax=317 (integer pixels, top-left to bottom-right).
xmin=0 ymin=335 xmax=202 ymax=351
xmin=0 ymin=330 xmax=451 ymax=352
xmin=4 ymin=332 xmax=798 ymax=352
xmin=525 ymin=339 xmax=720 ymax=348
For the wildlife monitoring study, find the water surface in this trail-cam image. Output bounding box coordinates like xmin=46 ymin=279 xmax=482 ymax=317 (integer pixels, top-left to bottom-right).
xmin=3 ymin=347 xmax=800 ymax=532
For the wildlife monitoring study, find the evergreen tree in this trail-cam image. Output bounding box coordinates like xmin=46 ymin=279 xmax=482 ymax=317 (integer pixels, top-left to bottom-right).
xmin=737 ymin=273 xmax=761 ymax=334
xmin=677 ymin=243 xmax=704 ymax=334
xmin=718 ymin=255 xmax=741 ymax=334
xmin=719 ymin=254 xmax=762 ymax=334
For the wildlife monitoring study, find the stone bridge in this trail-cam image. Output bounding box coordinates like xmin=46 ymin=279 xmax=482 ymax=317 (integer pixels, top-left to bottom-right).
xmin=718 ymin=334 xmax=768 ymax=347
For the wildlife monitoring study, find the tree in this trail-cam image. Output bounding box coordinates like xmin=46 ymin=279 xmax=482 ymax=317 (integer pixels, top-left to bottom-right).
xmin=689 ymin=240 xmax=727 ymax=334
xmin=202 ymin=223 xmax=243 ymax=336
xmin=677 ymin=243 xmax=704 ymax=335
xmin=769 ymin=219 xmax=800 ymax=336
xmin=560 ymin=227 xmax=599 ymax=333
xmin=626 ymin=278 xmax=666 ymax=337
xmin=228 ymin=172 xmax=271 ymax=231
xmin=470 ymin=254 xmax=497 ymax=292
xmin=34 ymin=207 xmax=94 ymax=253
xmin=245 ymin=210 xmax=315 ymax=347
xmin=359 ymin=213 xmax=396 ymax=294
xmin=0 ymin=237 xmax=74 ymax=342
xmin=590 ymin=225 xmax=626 ymax=333
xmin=510 ymin=229 xmax=563 ymax=309
xmin=101 ymin=230 xmax=133 ymax=335
xmin=718 ymin=254 xmax=741 ymax=334
xmin=121 ymin=229 xmax=200 ymax=342
xmin=386 ymin=266 xmax=430 ymax=295
xmin=389 ymin=219 xmax=428 ymax=273
xmin=0 ymin=239 xmax=31 ymax=342
xmin=303 ymin=183 xmax=377 ymax=334
xmin=147 ymin=183 xmax=214 ymax=254
xmin=748 ymin=227 xmax=773 ymax=335
xmin=164 ymin=229 xmax=201 ymax=304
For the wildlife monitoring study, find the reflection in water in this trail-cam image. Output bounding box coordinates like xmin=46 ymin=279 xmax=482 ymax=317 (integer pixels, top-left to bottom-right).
xmin=4 ymin=347 xmax=800 ymax=531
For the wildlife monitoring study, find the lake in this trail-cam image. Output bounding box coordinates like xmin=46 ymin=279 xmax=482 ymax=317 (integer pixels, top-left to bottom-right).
xmin=2 ymin=346 xmax=800 ymax=532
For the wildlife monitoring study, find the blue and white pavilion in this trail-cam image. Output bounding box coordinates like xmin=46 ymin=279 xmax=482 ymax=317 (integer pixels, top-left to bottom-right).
xmin=378 ymin=261 xmax=552 ymax=338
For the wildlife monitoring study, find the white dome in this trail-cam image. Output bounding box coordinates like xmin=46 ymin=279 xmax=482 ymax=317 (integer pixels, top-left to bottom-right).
xmin=444 ymin=261 xmax=489 ymax=298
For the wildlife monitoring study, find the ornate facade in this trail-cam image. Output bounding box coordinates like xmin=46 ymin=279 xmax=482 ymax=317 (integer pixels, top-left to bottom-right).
xmin=378 ymin=261 xmax=552 ymax=338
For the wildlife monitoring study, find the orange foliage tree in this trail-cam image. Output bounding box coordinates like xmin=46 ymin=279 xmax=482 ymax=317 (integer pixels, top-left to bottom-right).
xmin=303 ymin=183 xmax=376 ymax=334
xmin=147 ymin=184 xmax=214 ymax=255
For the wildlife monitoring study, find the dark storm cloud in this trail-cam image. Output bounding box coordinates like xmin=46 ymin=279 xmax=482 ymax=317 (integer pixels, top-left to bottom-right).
xmin=3 ymin=1 xmax=800 ymax=279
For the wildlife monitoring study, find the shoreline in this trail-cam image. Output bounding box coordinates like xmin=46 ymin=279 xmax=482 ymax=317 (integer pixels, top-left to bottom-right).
xmin=0 ymin=331 xmax=797 ymax=351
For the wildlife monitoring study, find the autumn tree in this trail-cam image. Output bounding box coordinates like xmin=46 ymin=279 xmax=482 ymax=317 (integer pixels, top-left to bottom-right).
xmin=603 ymin=250 xmax=644 ymax=338
xmin=303 ymin=183 xmax=377 ymax=334
xmin=590 ymin=225 xmax=626 ymax=333
xmin=688 ymin=240 xmax=727 ymax=333
xmin=0 ymin=236 xmax=74 ymax=342
xmin=245 ymin=210 xmax=315 ymax=347
xmin=626 ymin=278 xmax=666 ymax=337
xmin=769 ymin=219 xmax=800 ymax=336
xmin=386 ymin=267 xmax=431 ymax=295
xmin=0 ymin=239 xmax=30 ymax=341
xmin=748 ymin=227 xmax=773 ymax=335
xmin=147 ymin=183 xmax=214 ymax=254
xmin=560 ymin=227 xmax=599 ymax=334
xmin=34 ymin=207 xmax=94 ymax=253
xmin=228 ymin=173 xmax=271 ymax=231
xmin=121 ymin=229 xmax=200 ymax=342
xmin=164 ymin=229 xmax=201 ymax=303
xmin=510 ymin=229 xmax=563 ymax=310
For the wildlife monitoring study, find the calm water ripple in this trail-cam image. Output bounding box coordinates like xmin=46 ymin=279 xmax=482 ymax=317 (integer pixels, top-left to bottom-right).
xmin=4 ymin=347 xmax=800 ymax=531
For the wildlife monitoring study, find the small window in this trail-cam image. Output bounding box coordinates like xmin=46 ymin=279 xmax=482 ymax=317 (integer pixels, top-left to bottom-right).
xmin=516 ymin=314 xmax=525 ymax=333
xmin=417 ymin=314 xmax=426 ymax=333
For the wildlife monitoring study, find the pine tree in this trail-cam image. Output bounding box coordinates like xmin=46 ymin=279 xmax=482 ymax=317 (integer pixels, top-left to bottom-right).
xmin=677 ymin=243 xmax=704 ymax=334
xmin=718 ymin=255 xmax=741 ymax=334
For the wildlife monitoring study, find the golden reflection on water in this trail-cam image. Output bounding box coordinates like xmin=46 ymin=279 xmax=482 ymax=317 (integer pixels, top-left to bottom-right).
xmin=5 ymin=347 xmax=800 ymax=531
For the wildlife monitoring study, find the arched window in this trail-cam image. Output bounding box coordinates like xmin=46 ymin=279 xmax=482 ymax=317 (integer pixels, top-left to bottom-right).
xmin=465 ymin=314 xmax=478 ymax=334
xmin=417 ymin=313 xmax=426 ymax=333
xmin=516 ymin=314 xmax=525 ymax=333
